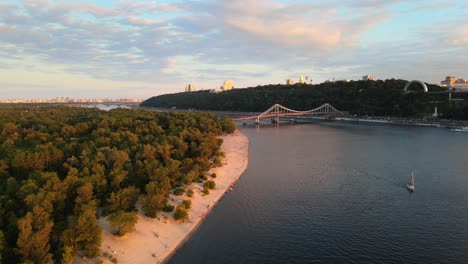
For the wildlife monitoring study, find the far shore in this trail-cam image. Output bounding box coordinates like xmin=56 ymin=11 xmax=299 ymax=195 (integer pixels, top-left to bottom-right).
xmin=139 ymin=106 xmax=468 ymax=129
xmin=89 ymin=130 xmax=249 ymax=264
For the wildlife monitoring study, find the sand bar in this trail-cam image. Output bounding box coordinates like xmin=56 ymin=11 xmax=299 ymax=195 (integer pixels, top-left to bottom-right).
xmin=94 ymin=131 xmax=249 ymax=264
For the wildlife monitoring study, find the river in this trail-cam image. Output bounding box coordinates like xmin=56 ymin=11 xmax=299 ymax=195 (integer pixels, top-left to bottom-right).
xmin=169 ymin=122 xmax=468 ymax=264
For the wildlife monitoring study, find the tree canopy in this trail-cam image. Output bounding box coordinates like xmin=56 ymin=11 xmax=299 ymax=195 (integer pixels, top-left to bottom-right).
xmin=0 ymin=106 xmax=235 ymax=263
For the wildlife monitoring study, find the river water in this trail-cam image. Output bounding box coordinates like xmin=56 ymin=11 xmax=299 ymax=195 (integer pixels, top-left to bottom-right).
xmin=169 ymin=122 xmax=468 ymax=264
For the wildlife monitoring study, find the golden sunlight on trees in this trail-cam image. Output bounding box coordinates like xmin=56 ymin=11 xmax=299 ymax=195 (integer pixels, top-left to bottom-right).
xmin=0 ymin=107 xmax=232 ymax=263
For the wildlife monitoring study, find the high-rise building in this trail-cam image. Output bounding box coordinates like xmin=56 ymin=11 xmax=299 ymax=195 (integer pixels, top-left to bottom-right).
xmin=222 ymin=80 xmax=234 ymax=91
xmin=185 ymin=83 xmax=196 ymax=92
xmin=362 ymin=75 xmax=374 ymax=81
xmin=440 ymin=76 xmax=468 ymax=89
xmin=441 ymin=76 xmax=456 ymax=86
xmin=286 ymin=79 xmax=295 ymax=85
xmin=299 ymin=76 xmax=306 ymax=84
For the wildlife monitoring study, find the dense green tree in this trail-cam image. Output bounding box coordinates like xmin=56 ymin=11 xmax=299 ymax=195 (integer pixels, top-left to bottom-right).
xmin=140 ymin=181 xmax=167 ymax=218
xmin=107 ymin=210 xmax=138 ymax=236
xmin=0 ymin=106 xmax=229 ymax=259
xmin=0 ymin=230 xmax=5 ymax=263
xmin=107 ymin=186 xmax=139 ymax=213
xmin=61 ymin=245 xmax=74 ymax=264
xmin=74 ymin=202 xmax=102 ymax=257
xmin=17 ymin=206 xmax=53 ymax=264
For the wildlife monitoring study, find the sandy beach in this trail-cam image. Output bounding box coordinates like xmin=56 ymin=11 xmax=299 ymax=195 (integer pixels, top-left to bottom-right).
xmin=93 ymin=131 xmax=249 ymax=264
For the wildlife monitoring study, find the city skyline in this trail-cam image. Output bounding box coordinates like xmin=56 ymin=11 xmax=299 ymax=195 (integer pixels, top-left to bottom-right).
xmin=0 ymin=0 xmax=467 ymax=99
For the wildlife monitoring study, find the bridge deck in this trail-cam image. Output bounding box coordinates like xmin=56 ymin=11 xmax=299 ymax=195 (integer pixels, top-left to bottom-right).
xmin=232 ymin=103 xmax=343 ymax=121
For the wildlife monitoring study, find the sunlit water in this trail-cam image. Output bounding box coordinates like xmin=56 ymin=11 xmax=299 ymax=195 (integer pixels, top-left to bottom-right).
xmin=169 ymin=122 xmax=468 ymax=264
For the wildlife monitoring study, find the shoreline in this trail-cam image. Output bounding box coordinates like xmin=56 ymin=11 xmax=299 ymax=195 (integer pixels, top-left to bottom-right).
xmin=95 ymin=130 xmax=249 ymax=264
xmin=334 ymin=116 xmax=468 ymax=129
xmin=140 ymin=106 xmax=468 ymax=129
xmin=248 ymin=116 xmax=468 ymax=130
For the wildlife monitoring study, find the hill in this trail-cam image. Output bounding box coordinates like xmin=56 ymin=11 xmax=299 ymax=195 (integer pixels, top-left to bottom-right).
xmin=142 ymin=80 xmax=468 ymax=119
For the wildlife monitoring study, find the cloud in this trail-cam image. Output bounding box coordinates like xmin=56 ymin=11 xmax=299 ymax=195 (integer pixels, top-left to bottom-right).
xmin=127 ymin=16 xmax=157 ymax=26
xmin=221 ymin=1 xmax=337 ymax=48
xmin=446 ymin=28 xmax=468 ymax=45
xmin=216 ymin=0 xmax=392 ymax=53
xmin=0 ymin=0 xmax=393 ymax=80
xmin=0 ymin=0 xmax=467 ymax=99
xmin=115 ymin=0 xmax=158 ymax=13
xmin=56 ymin=3 xmax=118 ymax=17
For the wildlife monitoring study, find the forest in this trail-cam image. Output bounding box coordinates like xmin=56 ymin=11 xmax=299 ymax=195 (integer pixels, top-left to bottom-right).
xmin=141 ymin=79 xmax=468 ymax=120
xmin=0 ymin=106 xmax=236 ymax=263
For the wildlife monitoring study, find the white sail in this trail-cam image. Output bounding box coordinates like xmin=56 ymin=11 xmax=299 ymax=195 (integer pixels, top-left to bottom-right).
xmin=407 ymin=172 xmax=415 ymax=191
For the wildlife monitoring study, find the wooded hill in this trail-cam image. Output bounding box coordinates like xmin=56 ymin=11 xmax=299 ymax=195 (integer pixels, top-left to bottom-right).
xmin=0 ymin=106 xmax=235 ymax=263
xmin=142 ymin=80 xmax=468 ymax=120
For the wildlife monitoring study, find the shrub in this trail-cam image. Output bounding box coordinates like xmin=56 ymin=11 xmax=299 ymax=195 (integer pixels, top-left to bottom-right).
xmin=202 ymin=185 xmax=210 ymax=195
xmin=211 ymin=173 xmax=217 ymax=178
xmin=162 ymin=204 xmax=175 ymax=212
xmin=204 ymin=180 xmax=216 ymax=190
xmin=173 ymin=188 xmax=185 ymax=196
xmin=173 ymin=207 xmax=188 ymax=222
xmin=213 ymin=157 xmax=222 ymax=167
xmin=187 ymin=189 xmax=194 ymax=197
xmin=181 ymin=200 xmax=192 ymax=209
xmin=220 ymin=116 xmax=236 ymax=134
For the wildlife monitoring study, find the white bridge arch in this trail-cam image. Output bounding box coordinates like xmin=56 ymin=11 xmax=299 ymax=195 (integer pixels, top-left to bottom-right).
xmin=404 ymin=80 xmax=428 ymax=93
xmin=233 ymin=103 xmax=343 ymax=122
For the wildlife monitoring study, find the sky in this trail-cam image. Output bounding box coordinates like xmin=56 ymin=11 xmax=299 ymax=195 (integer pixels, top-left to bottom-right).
xmin=0 ymin=0 xmax=467 ymax=99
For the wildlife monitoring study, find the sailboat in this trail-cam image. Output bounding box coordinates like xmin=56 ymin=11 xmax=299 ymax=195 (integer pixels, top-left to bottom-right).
xmin=406 ymin=172 xmax=415 ymax=192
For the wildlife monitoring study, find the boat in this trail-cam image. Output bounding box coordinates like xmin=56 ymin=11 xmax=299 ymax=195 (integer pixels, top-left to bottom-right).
xmin=451 ymin=126 xmax=468 ymax=132
xmin=406 ymin=172 xmax=415 ymax=192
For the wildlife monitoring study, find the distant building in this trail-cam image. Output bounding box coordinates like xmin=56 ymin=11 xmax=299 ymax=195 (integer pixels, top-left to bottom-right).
xmin=286 ymin=79 xmax=295 ymax=85
xmin=453 ymin=83 xmax=468 ymax=90
xmin=441 ymin=76 xmax=456 ymax=86
xmin=222 ymin=80 xmax=234 ymax=91
xmin=456 ymin=78 xmax=467 ymax=83
xmin=299 ymin=76 xmax=306 ymax=84
xmin=362 ymin=75 xmax=374 ymax=81
xmin=209 ymin=87 xmax=222 ymax=93
xmin=185 ymin=83 xmax=196 ymax=92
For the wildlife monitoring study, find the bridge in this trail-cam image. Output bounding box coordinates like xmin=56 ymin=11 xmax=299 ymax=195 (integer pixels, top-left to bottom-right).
xmin=233 ymin=103 xmax=344 ymax=123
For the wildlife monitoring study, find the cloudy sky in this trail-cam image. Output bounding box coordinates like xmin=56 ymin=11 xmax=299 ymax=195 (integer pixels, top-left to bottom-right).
xmin=0 ymin=0 xmax=467 ymax=99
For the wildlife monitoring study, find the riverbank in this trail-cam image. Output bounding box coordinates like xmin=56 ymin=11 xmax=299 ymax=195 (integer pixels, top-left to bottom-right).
xmin=334 ymin=116 xmax=468 ymax=129
xmin=95 ymin=131 xmax=249 ymax=264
